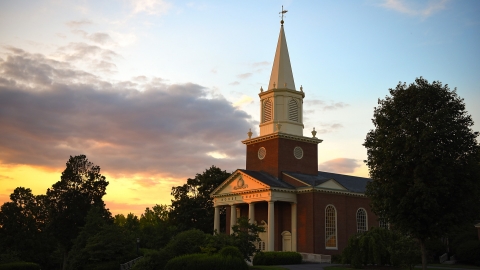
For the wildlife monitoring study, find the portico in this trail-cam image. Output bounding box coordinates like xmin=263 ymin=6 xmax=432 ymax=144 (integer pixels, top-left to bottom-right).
xmin=211 ymin=170 xmax=297 ymax=251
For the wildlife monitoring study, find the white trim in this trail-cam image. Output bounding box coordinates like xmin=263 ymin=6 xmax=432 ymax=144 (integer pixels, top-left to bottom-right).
xmin=356 ymin=208 xmax=368 ymax=233
xmin=325 ymin=204 xmax=337 ymax=249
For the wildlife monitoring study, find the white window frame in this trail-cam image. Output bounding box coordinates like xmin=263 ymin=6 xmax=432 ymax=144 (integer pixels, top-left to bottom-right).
xmin=325 ymin=204 xmax=338 ymax=250
xmin=356 ymin=208 xmax=368 ymax=233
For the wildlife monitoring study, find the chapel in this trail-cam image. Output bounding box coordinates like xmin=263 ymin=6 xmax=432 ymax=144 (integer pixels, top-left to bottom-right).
xmin=210 ymin=13 xmax=384 ymax=257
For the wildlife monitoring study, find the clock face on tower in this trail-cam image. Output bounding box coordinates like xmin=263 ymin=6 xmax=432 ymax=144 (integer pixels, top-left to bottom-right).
xmin=258 ymin=147 xmax=266 ymax=160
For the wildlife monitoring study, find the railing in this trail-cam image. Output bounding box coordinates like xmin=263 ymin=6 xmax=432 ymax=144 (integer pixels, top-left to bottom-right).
xmin=120 ymin=256 xmax=143 ymax=270
xmin=439 ymin=253 xmax=448 ymax=263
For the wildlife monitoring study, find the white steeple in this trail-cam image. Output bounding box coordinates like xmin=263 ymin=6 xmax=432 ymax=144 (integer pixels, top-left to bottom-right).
xmin=268 ymin=24 xmax=296 ymax=91
xmin=258 ymin=12 xmax=304 ymax=137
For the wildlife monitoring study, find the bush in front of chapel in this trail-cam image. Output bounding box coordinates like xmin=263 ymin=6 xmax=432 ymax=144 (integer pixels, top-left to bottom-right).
xmin=252 ymin=251 xmax=302 ymax=266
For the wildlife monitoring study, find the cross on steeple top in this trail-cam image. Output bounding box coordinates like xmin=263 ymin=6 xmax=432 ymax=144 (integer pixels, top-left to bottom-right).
xmin=279 ymin=5 xmax=288 ymax=25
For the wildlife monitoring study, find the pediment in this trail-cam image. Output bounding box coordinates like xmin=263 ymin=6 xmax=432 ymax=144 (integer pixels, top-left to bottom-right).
xmin=316 ymin=179 xmax=347 ymax=190
xmin=211 ymin=171 xmax=271 ymax=196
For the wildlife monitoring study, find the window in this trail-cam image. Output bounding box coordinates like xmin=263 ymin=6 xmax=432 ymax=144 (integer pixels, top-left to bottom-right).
xmin=263 ymin=99 xmax=272 ymax=122
xmin=288 ymin=99 xmax=298 ymax=122
xmin=379 ymin=218 xmax=389 ymax=230
xmin=325 ymin=205 xmax=337 ymax=249
xmin=356 ymin=208 xmax=367 ymax=233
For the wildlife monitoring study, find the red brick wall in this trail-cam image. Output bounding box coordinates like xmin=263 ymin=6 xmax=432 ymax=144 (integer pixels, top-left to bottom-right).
xmin=246 ymin=137 xmax=318 ymax=178
xmin=297 ymin=192 xmax=315 ymax=253
xmin=311 ymin=192 xmax=376 ymax=255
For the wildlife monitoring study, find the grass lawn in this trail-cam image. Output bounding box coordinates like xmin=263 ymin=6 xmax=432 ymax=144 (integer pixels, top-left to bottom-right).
xmin=324 ymin=264 xmax=480 ymax=270
xmin=415 ymin=264 xmax=480 ymax=269
xmin=250 ymin=266 xmax=289 ymax=270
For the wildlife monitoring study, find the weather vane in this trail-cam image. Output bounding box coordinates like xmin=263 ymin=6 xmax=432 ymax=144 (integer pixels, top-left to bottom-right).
xmin=279 ymin=5 xmax=288 ymax=25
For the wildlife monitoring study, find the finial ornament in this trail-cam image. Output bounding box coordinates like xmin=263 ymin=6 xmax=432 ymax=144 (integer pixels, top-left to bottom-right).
xmin=276 ymin=121 xmax=282 ymax=132
xmin=312 ymin=127 xmax=317 ymax=138
xmin=279 ymin=5 xmax=288 ymax=25
xmin=284 ymin=82 xmax=287 ymax=87
xmin=260 ymin=86 xmax=263 ymax=92
xmin=248 ymin=128 xmax=253 ymax=139
xmin=300 ymin=85 xmax=303 ymax=92
xmin=273 ymin=82 xmax=276 ymax=89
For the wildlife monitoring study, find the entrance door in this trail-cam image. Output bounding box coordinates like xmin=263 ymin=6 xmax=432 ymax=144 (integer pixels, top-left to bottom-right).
xmin=281 ymin=231 xmax=291 ymax=251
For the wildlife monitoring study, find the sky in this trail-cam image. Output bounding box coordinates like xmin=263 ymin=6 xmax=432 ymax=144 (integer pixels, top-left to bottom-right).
xmin=0 ymin=0 xmax=479 ymax=216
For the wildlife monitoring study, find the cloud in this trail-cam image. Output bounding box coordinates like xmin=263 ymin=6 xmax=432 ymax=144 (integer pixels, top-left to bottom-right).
xmin=318 ymin=158 xmax=361 ymax=174
xmin=305 ymin=100 xmax=349 ymax=111
xmin=132 ymin=0 xmax=172 ymax=15
xmin=135 ymin=178 xmax=160 ymax=188
xmin=379 ymin=0 xmax=448 ymax=18
xmin=0 ymin=47 xmax=252 ymax=180
xmin=233 ymin=95 xmax=254 ymax=108
xmin=251 ymin=61 xmax=270 ymax=68
xmin=55 ymin=42 xmax=120 ymax=73
xmin=237 ymin=73 xmax=252 ymax=79
xmin=66 ymin=20 xmax=93 ymax=28
xmin=0 ymin=175 xmax=13 ymax=181
xmin=314 ymin=123 xmax=344 ymax=134
xmin=229 ymin=81 xmax=240 ymax=86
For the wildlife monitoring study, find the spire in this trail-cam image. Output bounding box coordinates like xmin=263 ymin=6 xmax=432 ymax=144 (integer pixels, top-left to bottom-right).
xmin=268 ymin=21 xmax=296 ymax=91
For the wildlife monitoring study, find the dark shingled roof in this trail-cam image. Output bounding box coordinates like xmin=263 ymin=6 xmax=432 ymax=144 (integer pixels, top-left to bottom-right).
xmin=239 ymin=169 xmax=295 ymax=189
xmin=284 ymin=171 xmax=372 ymax=193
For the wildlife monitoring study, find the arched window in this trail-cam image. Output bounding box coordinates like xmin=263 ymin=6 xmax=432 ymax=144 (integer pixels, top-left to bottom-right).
xmin=263 ymin=99 xmax=272 ymax=123
xmin=356 ymin=208 xmax=367 ymax=233
xmin=288 ymin=99 xmax=298 ymax=122
xmin=379 ymin=218 xmax=389 ymax=230
xmin=325 ymin=205 xmax=337 ymax=249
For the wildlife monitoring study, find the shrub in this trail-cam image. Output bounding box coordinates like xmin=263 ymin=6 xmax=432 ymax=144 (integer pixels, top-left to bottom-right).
xmin=163 ymin=229 xmax=207 ymax=257
xmin=164 ymin=253 xmax=248 ymax=270
xmin=341 ymin=227 xmax=421 ymax=269
xmin=252 ymin=251 xmax=302 ymax=265
xmin=131 ymin=249 xmax=170 ymax=270
xmin=455 ymin=240 xmax=480 ymax=265
xmin=0 ymin=262 xmax=41 ymax=270
xmin=219 ymin=246 xmax=243 ymax=259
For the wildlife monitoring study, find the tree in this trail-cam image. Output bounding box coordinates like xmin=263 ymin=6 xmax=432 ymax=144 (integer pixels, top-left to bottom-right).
xmin=0 ymin=187 xmax=55 ymax=267
xmin=230 ymin=217 xmax=264 ymax=262
xmin=169 ymin=166 xmax=230 ymax=233
xmin=46 ymin=155 xmax=109 ymax=270
xmin=364 ymin=77 xmax=480 ymax=270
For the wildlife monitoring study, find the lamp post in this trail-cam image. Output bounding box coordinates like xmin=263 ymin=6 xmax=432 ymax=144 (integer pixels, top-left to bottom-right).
xmin=136 ymin=238 xmax=140 ymax=255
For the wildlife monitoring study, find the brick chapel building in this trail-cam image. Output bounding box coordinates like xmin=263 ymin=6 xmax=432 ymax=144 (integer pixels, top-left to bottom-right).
xmin=210 ymin=18 xmax=386 ymax=256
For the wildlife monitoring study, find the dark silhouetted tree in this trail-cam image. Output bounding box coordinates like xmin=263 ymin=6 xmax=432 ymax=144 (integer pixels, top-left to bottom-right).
xmin=364 ymin=77 xmax=480 ymax=270
xmin=0 ymin=187 xmax=55 ymax=267
xmin=46 ymin=155 xmax=109 ymax=270
xmin=169 ymin=166 xmax=230 ymax=233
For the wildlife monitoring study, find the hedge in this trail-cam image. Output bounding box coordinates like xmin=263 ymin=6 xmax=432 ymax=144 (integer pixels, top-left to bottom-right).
xmin=253 ymin=251 xmax=302 ymax=265
xmin=164 ymin=253 xmax=248 ymax=270
xmin=0 ymin=262 xmax=41 ymax=270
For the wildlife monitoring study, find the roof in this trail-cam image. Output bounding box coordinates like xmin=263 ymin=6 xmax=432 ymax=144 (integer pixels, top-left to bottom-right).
xmin=239 ymin=169 xmax=295 ymax=189
xmin=284 ymin=171 xmax=372 ymax=193
xmin=268 ymin=25 xmax=296 ymax=91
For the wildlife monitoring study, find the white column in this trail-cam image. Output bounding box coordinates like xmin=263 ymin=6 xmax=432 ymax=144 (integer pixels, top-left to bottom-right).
xmin=248 ymin=203 xmax=255 ymax=224
xmin=214 ymin=206 xmax=220 ymax=234
xmin=230 ymin=205 xmax=237 ymax=234
xmin=268 ymin=201 xmax=275 ymax=251
xmin=291 ymin=202 xmax=297 ymax=251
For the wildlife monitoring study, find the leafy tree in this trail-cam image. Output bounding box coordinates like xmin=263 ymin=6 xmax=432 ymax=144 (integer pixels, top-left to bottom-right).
xmin=230 ymin=217 xmax=264 ymax=262
xmin=0 ymin=188 xmax=55 ymax=268
xmin=364 ymin=77 xmax=480 ymax=270
xmin=139 ymin=205 xmax=176 ymax=249
xmin=46 ymin=155 xmax=109 ymax=270
xmin=169 ymin=166 xmax=230 ymax=233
